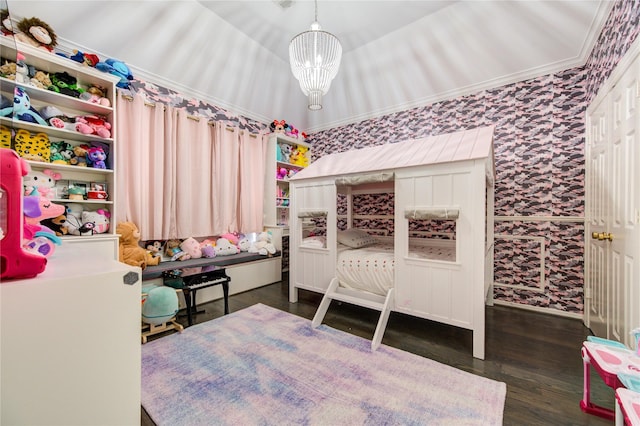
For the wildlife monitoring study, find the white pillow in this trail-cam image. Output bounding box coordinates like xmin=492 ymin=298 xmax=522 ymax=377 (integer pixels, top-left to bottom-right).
xmin=337 ymin=229 xmax=377 ymax=248
xmin=301 ymin=236 xmax=326 ymax=248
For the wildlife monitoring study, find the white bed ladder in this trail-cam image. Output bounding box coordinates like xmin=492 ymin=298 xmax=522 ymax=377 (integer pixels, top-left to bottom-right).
xmin=312 ymin=278 xmax=395 ymax=351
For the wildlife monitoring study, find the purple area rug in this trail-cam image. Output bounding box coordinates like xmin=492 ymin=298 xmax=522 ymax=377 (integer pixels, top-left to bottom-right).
xmin=142 ymin=304 xmax=506 ymax=425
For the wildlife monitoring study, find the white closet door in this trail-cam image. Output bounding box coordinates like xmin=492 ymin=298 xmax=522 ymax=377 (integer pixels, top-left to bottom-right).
xmin=585 ymin=40 xmax=640 ymax=347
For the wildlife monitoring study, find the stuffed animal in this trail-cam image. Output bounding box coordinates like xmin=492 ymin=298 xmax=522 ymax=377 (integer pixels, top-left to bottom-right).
xmin=146 ymin=240 xmax=163 ymax=259
xmin=220 ymin=232 xmax=239 ymax=246
xmin=199 ymin=239 xmax=216 ymax=258
xmin=248 ymin=231 xmax=276 ymax=256
xmin=96 ymin=58 xmax=133 ymax=88
xmin=165 ymin=238 xmax=190 ymax=261
xmin=0 ymin=124 xmax=12 ymax=149
xmin=48 ymin=71 xmax=83 ymax=98
xmin=39 ymin=106 xmax=92 ymax=135
xmin=237 ymin=234 xmax=251 ymax=252
xmin=12 ymin=87 xmax=47 ymax=126
xmin=40 ymin=213 xmax=67 ymax=236
xmin=180 ymin=237 xmax=202 ymax=259
xmin=69 ymin=50 xmax=100 ymax=68
xmin=79 ymin=85 xmax=110 ymax=106
xmin=117 ymin=221 xmax=159 ymax=270
xmin=22 ymin=195 xmax=64 ymax=257
xmin=280 ymin=143 xmax=293 ymax=163
xmin=214 ymin=237 xmax=240 ymax=256
xmin=29 ymin=70 xmax=52 ymax=90
xmin=86 ymin=145 xmax=107 ymax=168
xmin=0 ymin=9 xmax=13 ymax=36
xmin=142 ymin=286 xmax=179 ymax=326
xmin=49 ymin=140 xmax=75 ymax=165
xmin=61 ymin=204 xmax=84 ymax=235
xmin=0 ymin=60 xmax=16 ymax=80
xmin=23 ymin=168 xmax=61 ymax=198
xmin=14 ymin=129 xmax=50 ymax=162
xmin=81 ymin=209 xmax=110 ymax=234
xmin=75 ymin=115 xmax=111 ymax=138
xmin=270 ymin=119 xmax=291 ymax=134
xmin=70 ymin=144 xmax=90 ymax=166
xmin=15 ymin=17 xmax=57 ymax=51
xmin=292 ymin=145 xmax=310 ymax=167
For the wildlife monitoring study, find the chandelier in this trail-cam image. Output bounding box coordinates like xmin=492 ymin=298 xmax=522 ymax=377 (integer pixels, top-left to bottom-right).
xmin=289 ymin=0 xmax=342 ymax=110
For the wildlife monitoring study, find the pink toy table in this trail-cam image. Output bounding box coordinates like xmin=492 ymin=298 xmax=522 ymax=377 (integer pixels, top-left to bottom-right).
xmin=581 ymin=341 xmax=640 ymax=420
xmin=615 ymin=388 xmax=640 ymax=426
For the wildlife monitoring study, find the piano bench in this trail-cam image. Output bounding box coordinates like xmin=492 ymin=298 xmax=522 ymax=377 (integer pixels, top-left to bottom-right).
xmin=161 ymin=265 xmax=231 ymax=326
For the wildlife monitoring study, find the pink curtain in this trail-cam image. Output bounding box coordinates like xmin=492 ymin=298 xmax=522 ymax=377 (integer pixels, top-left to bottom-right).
xmin=116 ymin=94 xmax=265 ymax=240
xmin=238 ymin=131 xmax=267 ymax=231
xmin=116 ymin=94 xmax=176 ymax=240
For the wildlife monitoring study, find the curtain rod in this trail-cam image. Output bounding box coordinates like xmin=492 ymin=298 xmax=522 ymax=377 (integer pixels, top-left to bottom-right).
xmin=120 ymin=94 xmax=258 ymax=137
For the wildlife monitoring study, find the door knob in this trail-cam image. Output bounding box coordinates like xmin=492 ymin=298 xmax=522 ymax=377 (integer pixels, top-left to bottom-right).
xmin=603 ymin=232 xmax=614 ymax=241
xmin=591 ymin=232 xmax=599 ymax=239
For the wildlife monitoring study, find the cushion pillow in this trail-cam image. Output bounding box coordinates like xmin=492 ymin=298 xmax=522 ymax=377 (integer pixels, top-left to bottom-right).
xmin=337 ymin=229 xmax=377 ymax=248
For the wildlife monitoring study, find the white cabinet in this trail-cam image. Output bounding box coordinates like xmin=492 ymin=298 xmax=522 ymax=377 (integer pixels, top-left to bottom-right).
xmin=0 ymin=257 xmax=142 ymax=425
xmin=0 ymin=37 xmax=121 ymax=259
xmin=264 ymin=133 xmax=311 ymax=233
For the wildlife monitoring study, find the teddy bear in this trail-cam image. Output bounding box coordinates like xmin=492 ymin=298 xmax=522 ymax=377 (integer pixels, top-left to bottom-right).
xmin=70 ymin=144 xmax=90 ymax=167
xmin=180 ymin=237 xmax=202 ymax=259
xmin=117 ymin=222 xmax=159 ymax=270
xmin=15 ymin=17 xmax=57 ymax=52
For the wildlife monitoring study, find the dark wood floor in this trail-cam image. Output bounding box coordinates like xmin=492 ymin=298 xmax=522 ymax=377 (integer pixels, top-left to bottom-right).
xmin=142 ymin=275 xmax=614 ymax=425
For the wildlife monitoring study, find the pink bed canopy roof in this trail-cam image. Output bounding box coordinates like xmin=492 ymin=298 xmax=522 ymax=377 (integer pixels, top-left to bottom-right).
xmin=291 ymin=125 xmax=495 ymax=182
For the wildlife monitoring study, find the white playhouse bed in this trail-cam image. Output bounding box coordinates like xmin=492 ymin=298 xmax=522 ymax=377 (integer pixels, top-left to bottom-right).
xmin=288 ymin=126 xmax=495 ymax=359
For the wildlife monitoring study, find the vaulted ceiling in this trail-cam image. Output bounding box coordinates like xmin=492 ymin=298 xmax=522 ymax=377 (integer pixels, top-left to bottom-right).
xmin=5 ymin=1 xmax=612 ymax=132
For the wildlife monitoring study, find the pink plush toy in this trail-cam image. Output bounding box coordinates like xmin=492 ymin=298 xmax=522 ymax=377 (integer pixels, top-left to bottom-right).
xmin=200 ymin=239 xmax=216 ymax=258
xmin=180 ymin=237 xmax=202 ymax=259
xmin=75 ymin=115 xmax=111 ymax=138
xmin=220 ymin=232 xmax=239 ymax=246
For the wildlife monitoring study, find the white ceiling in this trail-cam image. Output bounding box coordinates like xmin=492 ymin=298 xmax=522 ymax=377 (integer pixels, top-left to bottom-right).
xmin=5 ymin=1 xmax=612 ymax=132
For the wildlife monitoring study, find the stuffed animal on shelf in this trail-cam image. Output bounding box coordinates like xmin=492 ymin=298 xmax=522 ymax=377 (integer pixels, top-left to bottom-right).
xmin=69 ymin=50 xmax=100 ymax=68
xmin=237 ymin=234 xmax=251 ymax=252
xmin=30 ymin=70 xmax=52 ymax=90
xmin=146 ymin=240 xmax=163 ymax=259
xmin=0 ymin=124 xmax=10 ymax=149
xmin=15 ymin=17 xmax=57 ymax=51
xmin=214 ymin=237 xmax=240 ymax=256
xmin=180 ymin=237 xmax=202 ymax=259
xmin=79 ymin=85 xmax=110 ymax=106
xmin=61 ymin=203 xmax=84 ymax=235
xmin=280 ymin=143 xmax=292 ymax=163
xmin=87 ymin=145 xmax=107 ymax=169
xmin=293 ymin=145 xmax=310 ymax=167
xmin=22 ymin=195 xmax=65 ymax=257
xmin=81 ymin=209 xmax=110 ymax=235
xmin=23 ymin=168 xmax=61 ymax=198
xmin=48 ymin=71 xmax=84 ymax=98
xmin=49 ymin=140 xmax=74 ymax=165
xmin=199 ymin=239 xmax=216 ymax=258
xmin=14 ymin=129 xmax=50 ymax=162
xmin=165 ymin=238 xmax=190 ymax=261
xmin=248 ymin=231 xmax=276 ymax=256
xmin=12 ymin=87 xmax=48 ymax=126
xmin=96 ymin=58 xmax=133 ymax=88
xmin=40 ymin=213 xmax=67 ymax=236
xmin=75 ymin=115 xmax=111 ymax=138
xmin=0 ymin=9 xmax=13 ymax=36
xmin=270 ymin=119 xmax=291 ymax=134
xmin=117 ymin=221 xmax=160 ymax=270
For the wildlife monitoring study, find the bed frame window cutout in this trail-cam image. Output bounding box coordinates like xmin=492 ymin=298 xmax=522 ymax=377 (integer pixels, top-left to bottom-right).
xmin=298 ymin=210 xmax=328 ymax=249
xmin=405 ymin=207 xmax=458 ymax=262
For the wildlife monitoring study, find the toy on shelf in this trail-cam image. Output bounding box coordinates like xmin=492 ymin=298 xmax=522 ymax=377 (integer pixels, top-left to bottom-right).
xmin=248 ymin=231 xmax=276 ymax=256
xmin=14 ymin=17 xmax=57 ymax=51
xmin=13 ymin=129 xmax=50 ymax=162
xmin=22 ymin=194 xmax=64 ymax=257
xmin=23 ymin=168 xmax=60 ymax=198
xmin=13 ymin=87 xmax=48 ymax=126
xmin=96 ymin=58 xmax=133 ymax=89
xmin=180 ymin=237 xmax=202 ymax=259
xmin=48 ymin=71 xmax=84 ymax=98
xmin=270 ymin=119 xmax=290 ymax=134
xmin=0 ymin=148 xmax=48 ymax=279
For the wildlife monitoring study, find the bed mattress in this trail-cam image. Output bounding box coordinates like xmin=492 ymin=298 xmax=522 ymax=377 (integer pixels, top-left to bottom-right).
xmin=336 ymin=240 xmax=455 ymax=296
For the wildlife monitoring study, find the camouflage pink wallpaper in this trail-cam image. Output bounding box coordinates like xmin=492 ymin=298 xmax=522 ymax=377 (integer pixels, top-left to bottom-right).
xmin=304 ymin=0 xmax=639 ymax=315
xmin=131 ymin=1 xmax=638 ymax=315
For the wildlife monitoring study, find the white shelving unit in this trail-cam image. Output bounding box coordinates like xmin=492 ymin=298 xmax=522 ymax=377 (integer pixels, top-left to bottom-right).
xmin=1 ymin=36 xmax=121 ymax=259
xmin=264 ymin=133 xmax=311 ymax=235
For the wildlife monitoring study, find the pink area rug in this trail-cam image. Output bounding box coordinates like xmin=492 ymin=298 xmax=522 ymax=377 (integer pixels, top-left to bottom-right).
xmin=142 ymin=303 xmax=506 ymax=425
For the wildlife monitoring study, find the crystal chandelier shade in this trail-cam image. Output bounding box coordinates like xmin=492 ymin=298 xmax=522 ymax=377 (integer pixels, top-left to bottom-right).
xmin=289 ymin=3 xmax=342 ymax=110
